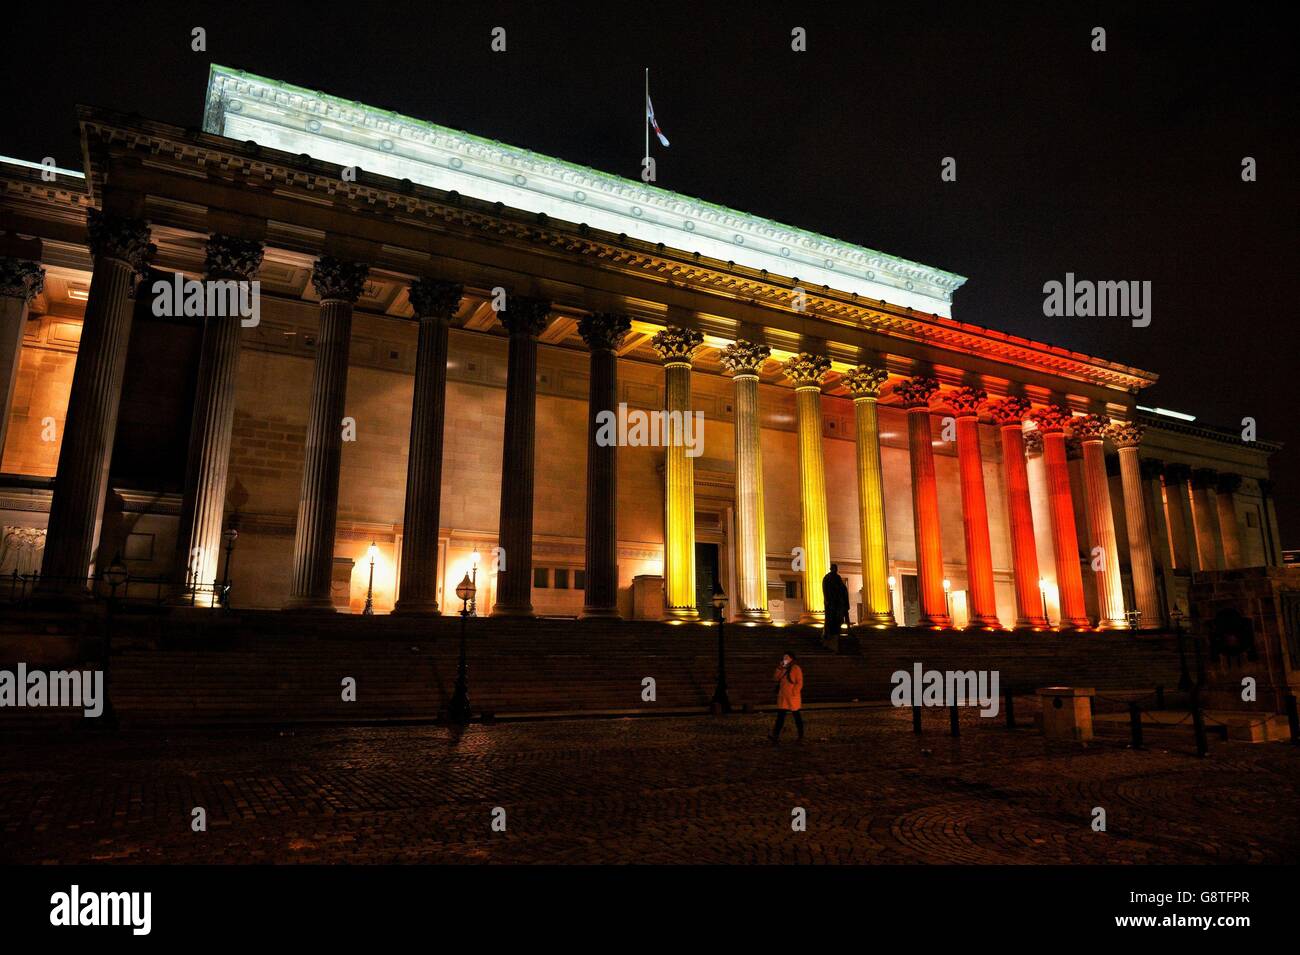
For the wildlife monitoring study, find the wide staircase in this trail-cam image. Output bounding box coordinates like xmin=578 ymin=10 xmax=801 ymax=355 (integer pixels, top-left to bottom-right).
xmin=1 ymin=607 xmax=1186 ymax=728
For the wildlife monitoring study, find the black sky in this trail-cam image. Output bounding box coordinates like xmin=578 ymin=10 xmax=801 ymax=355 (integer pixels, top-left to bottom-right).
xmin=4 ymin=0 xmax=1297 ymax=543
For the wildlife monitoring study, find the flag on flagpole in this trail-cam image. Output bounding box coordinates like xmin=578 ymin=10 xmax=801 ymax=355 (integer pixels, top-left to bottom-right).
xmin=646 ymin=93 xmax=670 ymax=148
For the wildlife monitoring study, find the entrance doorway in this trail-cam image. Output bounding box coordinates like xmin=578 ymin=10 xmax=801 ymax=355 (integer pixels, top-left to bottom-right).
xmin=694 ymin=542 xmax=719 ymax=618
xmin=901 ymin=574 xmax=921 ymax=626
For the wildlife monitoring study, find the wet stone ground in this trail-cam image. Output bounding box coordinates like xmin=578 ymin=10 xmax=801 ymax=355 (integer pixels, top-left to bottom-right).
xmin=2 ymin=707 xmax=1297 ymax=864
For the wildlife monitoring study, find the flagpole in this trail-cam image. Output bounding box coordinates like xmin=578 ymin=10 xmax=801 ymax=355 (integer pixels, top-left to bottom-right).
xmin=644 ymin=68 xmax=649 ymax=163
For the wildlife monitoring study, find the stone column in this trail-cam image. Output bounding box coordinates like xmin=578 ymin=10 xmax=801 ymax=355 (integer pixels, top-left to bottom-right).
xmin=651 ymin=326 xmax=703 ymax=621
xmin=719 ymin=340 xmax=772 ymax=623
xmin=898 ymin=376 xmax=951 ymax=628
xmin=285 ymin=256 xmax=369 ymax=610
xmin=0 ymin=257 xmax=45 ymax=461
xmin=394 ymin=279 xmax=462 ymax=615
xmin=40 ymin=211 xmax=151 ymax=588
xmin=170 ymin=236 xmax=264 ymax=605
xmin=1259 ymin=479 xmax=1283 ymax=567
xmin=491 ymin=296 xmax=552 ymax=618
xmin=1111 ymin=423 xmax=1163 ymax=629
xmin=1190 ymin=468 xmax=1221 ymax=571
xmin=784 ymin=353 xmax=832 ymax=625
xmin=947 ymin=386 xmax=1000 ymax=628
xmin=842 ymin=365 xmax=894 ymax=627
xmin=1075 ymin=415 xmax=1127 ymax=629
xmin=1162 ymin=463 xmax=1195 ymax=571
xmin=1030 ymin=407 xmax=1090 ymax=629
xmin=1215 ymin=473 xmax=1244 ymax=569
xmin=578 ymin=312 xmax=631 ymax=618
xmin=988 ymin=398 xmax=1047 ymax=629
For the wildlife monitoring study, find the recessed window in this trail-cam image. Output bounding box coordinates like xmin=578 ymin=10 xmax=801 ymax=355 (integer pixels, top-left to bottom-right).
xmin=533 ymin=568 xmax=549 ymax=589
xmin=574 ymin=569 xmax=586 ymax=590
xmin=554 ymin=568 xmax=569 ymax=589
xmin=784 ymin=580 xmax=799 ymax=599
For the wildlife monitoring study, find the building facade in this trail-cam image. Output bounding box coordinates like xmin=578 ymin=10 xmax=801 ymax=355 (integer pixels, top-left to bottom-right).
xmin=0 ymin=67 xmax=1284 ymax=628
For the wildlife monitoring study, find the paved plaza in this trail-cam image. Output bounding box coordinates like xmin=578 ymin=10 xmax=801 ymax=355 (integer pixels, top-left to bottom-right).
xmin=2 ymin=707 xmax=1297 ymax=864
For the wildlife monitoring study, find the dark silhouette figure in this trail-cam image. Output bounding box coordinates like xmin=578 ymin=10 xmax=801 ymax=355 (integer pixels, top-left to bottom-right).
xmin=822 ymin=563 xmax=850 ymax=644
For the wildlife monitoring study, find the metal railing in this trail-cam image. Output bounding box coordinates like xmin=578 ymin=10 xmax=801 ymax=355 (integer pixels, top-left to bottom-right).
xmin=0 ymin=569 xmax=230 ymax=608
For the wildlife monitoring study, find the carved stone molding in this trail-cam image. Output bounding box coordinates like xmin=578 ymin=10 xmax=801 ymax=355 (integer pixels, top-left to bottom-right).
xmin=310 ymin=255 xmax=370 ymax=303
xmin=86 ymin=208 xmax=151 ymax=273
xmin=1030 ymin=405 xmax=1073 ymax=435
xmin=945 ymin=385 xmax=987 ymax=418
xmin=718 ymin=339 xmax=771 ymax=377
xmin=1064 ymin=435 xmax=1083 ymax=461
xmin=497 ymin=295 xmax=552 ymax=337
xmin=1022 ymin=429 xmax=1045 ymax=455
xmin=205 ymin=234 xmax=265 ymax=281
xmin=987 ymin=396 xmax=1031 ymax=427
xmin=650 ymin=325 xmax=704 ymax=365
xmin=895 ymin=375 xmax=940 ymax=409
xmin=578 ymin=312 xmax=631 ymax=352
xmin=0 ymin=258 xmax=45 ymax=301
xmin=840 ymin=365 xmax=888 ymax=399
xmin=408 ymin=278 xmax=463 ymax=320
xmin=782 ymin=352 xmax=832 ymax=388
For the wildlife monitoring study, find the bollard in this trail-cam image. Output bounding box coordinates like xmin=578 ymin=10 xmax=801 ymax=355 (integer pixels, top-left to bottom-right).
xmin=949 ymin=702 xmax=960 ymax=737
xmin=912 ymin=703 xmax=922 ymax=735
xmin=1190 ymin=686 xmax=1208 ymax=758
xmin=1155 ymin=684 xmax=1165 ymax=709
xmin=1286 ymin=694 xmax=1299 ymax=745
xmin=1129 ymin=702 xmax=1143 ymax=749
xmin=1005 ymin=687 xmax=1015 ymax=729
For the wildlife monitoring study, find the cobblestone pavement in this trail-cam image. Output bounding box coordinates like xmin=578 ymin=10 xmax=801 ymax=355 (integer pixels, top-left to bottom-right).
xmin=2 ymin=707 xmax=1297 ymax=864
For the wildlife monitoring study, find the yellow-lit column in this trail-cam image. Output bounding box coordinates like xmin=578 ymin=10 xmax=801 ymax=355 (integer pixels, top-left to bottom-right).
xmin=783 ymin=353 xmax=832 ymax=625
xmin=1110 ymin=422 xmax=1163 ymax=629
xmin=841 ymin=365 xmax=894 ymax=627
xmin=652 ymin=326 xmax=703 ymax=621
xmin=719 ymin=339 xmax=771 ymax=623
xmin=1075 ymin=414 xmax=1127 ymax=629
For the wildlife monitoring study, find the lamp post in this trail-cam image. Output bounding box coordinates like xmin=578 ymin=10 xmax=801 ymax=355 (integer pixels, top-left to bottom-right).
xmin=1038 ymin=577 xmax=1050 ymax=625
xmin=470 ymin=547 xmax=480 ymax=617
xmin=363 ymin=541 xmax=378 ymax=616
xmin=710 ymin=582 xmax=731 ymax=714
xmin=220 ymin=526 xmax=238 ymax=608
xmin=449 ymin=571 xmax=476 ymax=724
xmin=101 ymin=557 xmax=129 ymax=731
xmin=887 ymin=575 xmax=896 ymax=622
xmin=943 ymin=578 xmax=952 ymax=624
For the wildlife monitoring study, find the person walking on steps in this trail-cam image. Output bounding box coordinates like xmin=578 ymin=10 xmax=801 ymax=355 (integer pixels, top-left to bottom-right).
xmin=769 ymin=651 xmax=804 ymax=743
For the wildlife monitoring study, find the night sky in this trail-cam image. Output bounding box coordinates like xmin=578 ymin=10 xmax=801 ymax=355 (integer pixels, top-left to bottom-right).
xmin=5 ymin=1 xmax=1296 ymax=543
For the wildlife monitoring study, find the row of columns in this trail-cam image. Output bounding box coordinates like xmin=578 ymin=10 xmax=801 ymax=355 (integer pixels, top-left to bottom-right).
xmin=9 ymin=216 xmax=1254 ymax=625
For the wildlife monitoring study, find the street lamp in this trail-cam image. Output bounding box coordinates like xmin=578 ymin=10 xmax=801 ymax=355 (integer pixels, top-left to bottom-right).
xmin=101 ymin=557 xmax=129 ymax=731
xmin=449 ymin=571 xmax=476 ymax=724
xmin=470 ymin=546 xmax=480 ymax=617
xmin=942 ymin=578 xmax=952 ymax=621
xmin=887 ymin=575 xmax=896 ymax=617
xmin=363 ymin=541 xmax=378 ymax=616
xmin=220 ymin=525 xmax=238 ymax=608
xmin=710 ymin=582 xmax=731 ymax=714
xmin=1038 ymin=577 xmax=1050 ymax=624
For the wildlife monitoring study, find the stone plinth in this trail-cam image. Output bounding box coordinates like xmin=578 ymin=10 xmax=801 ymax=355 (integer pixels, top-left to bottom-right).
xmin=1037 ymin=686 xmax=1095 ymax=741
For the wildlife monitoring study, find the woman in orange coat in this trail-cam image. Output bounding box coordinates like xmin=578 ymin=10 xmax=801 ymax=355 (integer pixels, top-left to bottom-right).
xmin=769 ymin=652 xmax=804 ymax=742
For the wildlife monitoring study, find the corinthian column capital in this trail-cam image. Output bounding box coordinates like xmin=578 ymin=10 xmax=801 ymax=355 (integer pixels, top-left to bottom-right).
xmin=1109 ymin=421 xmax=1144 ymax=449
xmin=86 ymin=209 xmax=152 ymax=273
xmin=895 ymin=375 xmax=940 ymax=409
xmin=205 ymin=235 xmax=264 ymax=281
xmin=311 ymin=256 xmax=370 ymax=303
xmin=1030 ymin=405 xmax=1073 ymax=434
xmin=497 ymin=296 xmax=552 ymax=337
xmin=718 ymin=339 xmax=771 ymax=377
xmin=987 ymin=396 xmax=1031 ymax=427
xmin=578 ymin=312 xmax=631 ymax=352
xmin=1073 ymin=413 xmax=1113 ymax=442
xmin=1022 ymin=428 xmax=1045 ymax=455
xmin=651 ymin=325 xmax=704 ymax=365
xmin=945 ymin=385 xmax=987 ymax=418
xmin=408 ymin=279 xmax=463 ymax=320
xmin=0 ymin=258 xmax=45 ymax=301
xmin=840 ymin=364 xmax=888 ymax=399
xmin=783 ymin=352 xmax=832 ymax=389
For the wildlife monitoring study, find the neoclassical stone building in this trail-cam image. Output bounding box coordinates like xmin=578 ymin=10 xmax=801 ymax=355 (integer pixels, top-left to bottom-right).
xmin=0 ymin=66 xmax=1284 ymax=629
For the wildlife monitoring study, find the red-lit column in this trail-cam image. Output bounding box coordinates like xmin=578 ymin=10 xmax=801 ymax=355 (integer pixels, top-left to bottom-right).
xmin=1076 ymin=414 xmax=1127 ymax=629
xmin=947 ymin=386 xmax=1000 ymax=628
xmin=1031 ymin=407 xmax=1091 ymax=629
xmin=988 ymin=397 xmax=1048 ymax=629
xmin=898 ymin=376 xmax=951 ymax=628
